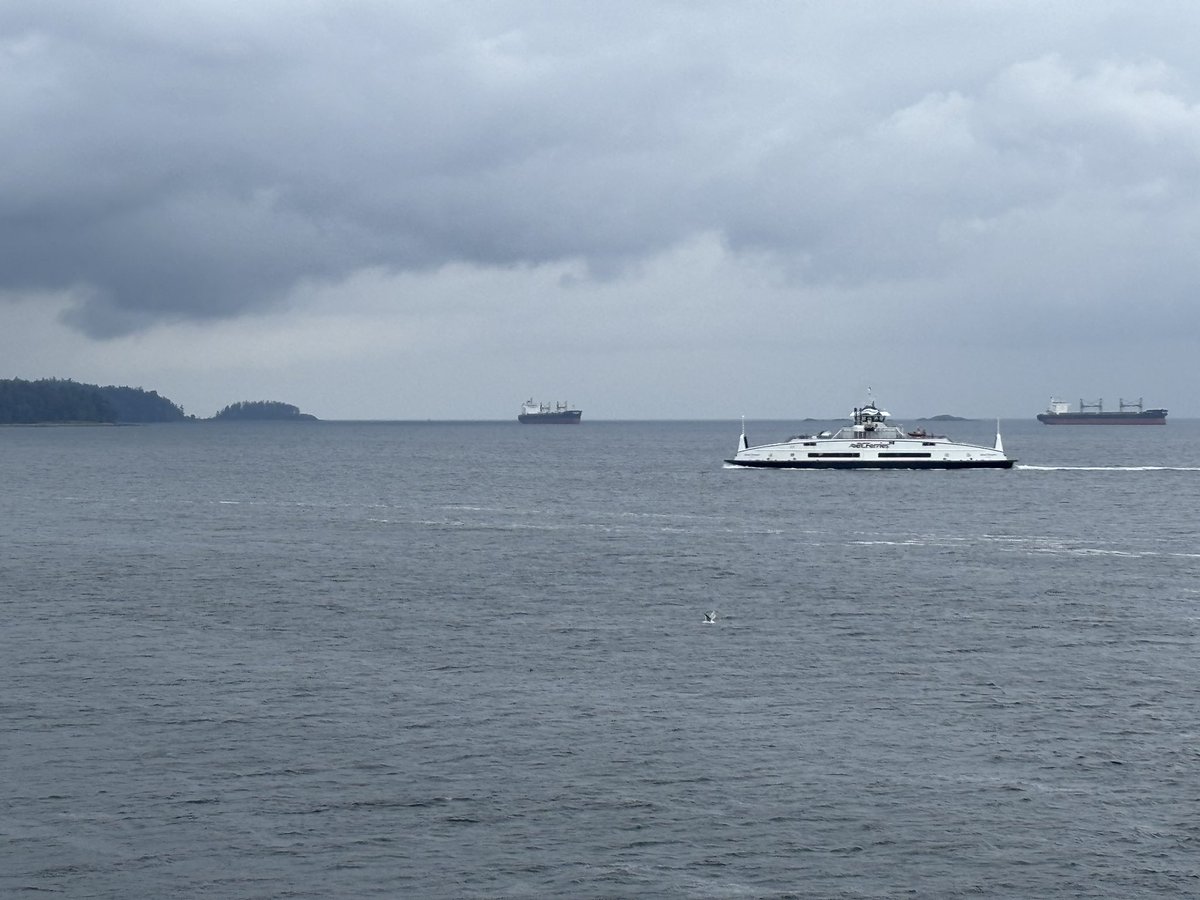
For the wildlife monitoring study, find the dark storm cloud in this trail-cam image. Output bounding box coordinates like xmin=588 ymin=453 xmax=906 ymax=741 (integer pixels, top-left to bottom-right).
xmin=4 ymin=1 xmax=1200 ymax=339
xmin=4 ymin=1 xmax=767 ymax=336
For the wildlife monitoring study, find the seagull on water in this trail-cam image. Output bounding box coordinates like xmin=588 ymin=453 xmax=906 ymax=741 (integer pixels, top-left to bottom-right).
xmin=704 ymin=610 xmax=717 ymax=623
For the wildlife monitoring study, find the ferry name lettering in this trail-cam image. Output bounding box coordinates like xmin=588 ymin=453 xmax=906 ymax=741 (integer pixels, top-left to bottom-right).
xmin=849 ymin=441 xmax=892 ymax=449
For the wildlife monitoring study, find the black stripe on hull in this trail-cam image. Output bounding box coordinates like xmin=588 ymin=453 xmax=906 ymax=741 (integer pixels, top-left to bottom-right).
xmin=725 ymin=459 xmax=1015 ymax=470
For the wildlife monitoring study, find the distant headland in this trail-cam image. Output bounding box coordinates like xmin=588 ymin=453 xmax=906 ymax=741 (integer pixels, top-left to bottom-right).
xmin=0 ymin=378 xmax=318 ymax=425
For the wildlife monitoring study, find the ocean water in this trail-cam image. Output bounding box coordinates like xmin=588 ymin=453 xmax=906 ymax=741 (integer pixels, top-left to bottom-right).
xmin=3 ymin=418 xmax=1199 ymax=898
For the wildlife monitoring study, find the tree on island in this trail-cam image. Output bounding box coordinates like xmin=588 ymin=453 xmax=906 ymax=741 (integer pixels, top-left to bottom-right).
xmin=95 ymin=384 xmax=186 ymax=422
xmin=0 ymin=378 xmax=190 ymax=424
xmin=0 ymin=378 xmax=118 ymax=424
xmin=213 ymin=400 xmax=318 ymax=421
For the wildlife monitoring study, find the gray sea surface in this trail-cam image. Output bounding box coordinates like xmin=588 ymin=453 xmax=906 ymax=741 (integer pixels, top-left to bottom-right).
xmin=3 ymin=418 xmax=1199 ymax=898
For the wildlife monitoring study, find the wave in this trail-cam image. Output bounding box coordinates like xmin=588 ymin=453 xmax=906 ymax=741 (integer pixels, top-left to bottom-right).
xmin=848 ymin=531 xmax=1200 ymax=560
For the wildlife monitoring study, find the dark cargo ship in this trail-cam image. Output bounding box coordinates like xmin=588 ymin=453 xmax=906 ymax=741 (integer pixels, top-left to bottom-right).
xmin=518 ymin=399 xmax=582 ymax=424
xmin=1037 ymin=397 xmax=1167 ymax=425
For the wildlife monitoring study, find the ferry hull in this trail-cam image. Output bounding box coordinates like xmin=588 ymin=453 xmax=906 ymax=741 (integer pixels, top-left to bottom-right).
xmin=726 ymin=457 xmax=1014 ymax=470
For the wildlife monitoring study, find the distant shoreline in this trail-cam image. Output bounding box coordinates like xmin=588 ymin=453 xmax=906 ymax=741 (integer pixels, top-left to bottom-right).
xmin=1 ymin=421 xmax=124 ymax=427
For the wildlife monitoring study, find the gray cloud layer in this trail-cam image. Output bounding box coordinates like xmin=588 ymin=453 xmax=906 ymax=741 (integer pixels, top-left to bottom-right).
xmin=5 ymin=1 xmax=1200 ymax=346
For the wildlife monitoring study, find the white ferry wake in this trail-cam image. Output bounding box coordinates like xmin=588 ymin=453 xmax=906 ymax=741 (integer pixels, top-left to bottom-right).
xmin=1017 ymin=465 xmax=1200 ymax=472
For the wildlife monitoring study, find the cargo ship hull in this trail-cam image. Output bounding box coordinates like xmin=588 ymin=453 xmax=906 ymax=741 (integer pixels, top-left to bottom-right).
xmin=518 ymin=410 xmax=582 ymax=424
xmin=1037 ymin=411 xmax=1167 ymax=425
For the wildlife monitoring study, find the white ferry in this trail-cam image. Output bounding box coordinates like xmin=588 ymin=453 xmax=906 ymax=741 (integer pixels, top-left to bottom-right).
xmin=726 ymin=399 xmax=1014 ymax=469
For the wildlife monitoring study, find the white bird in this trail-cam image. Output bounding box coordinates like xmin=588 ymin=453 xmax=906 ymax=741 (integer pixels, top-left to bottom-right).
xmin=703 ymin=610 xmax=717 ymax=623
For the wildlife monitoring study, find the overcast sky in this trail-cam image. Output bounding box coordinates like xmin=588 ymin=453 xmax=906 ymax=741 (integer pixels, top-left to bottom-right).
xmin=3 ymin=1 xmax=1199 ymax=419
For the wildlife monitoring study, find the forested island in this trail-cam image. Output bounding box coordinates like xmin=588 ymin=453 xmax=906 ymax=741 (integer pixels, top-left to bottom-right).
xmin=213 ymin=401 xmax=317 ymax=421
xmin=0 ymin=378 xmax=318 ymax=425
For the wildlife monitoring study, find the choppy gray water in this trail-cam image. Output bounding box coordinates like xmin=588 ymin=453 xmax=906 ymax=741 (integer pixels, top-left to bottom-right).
xmin=3 ymin=419 xmax=1199 ymax=898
